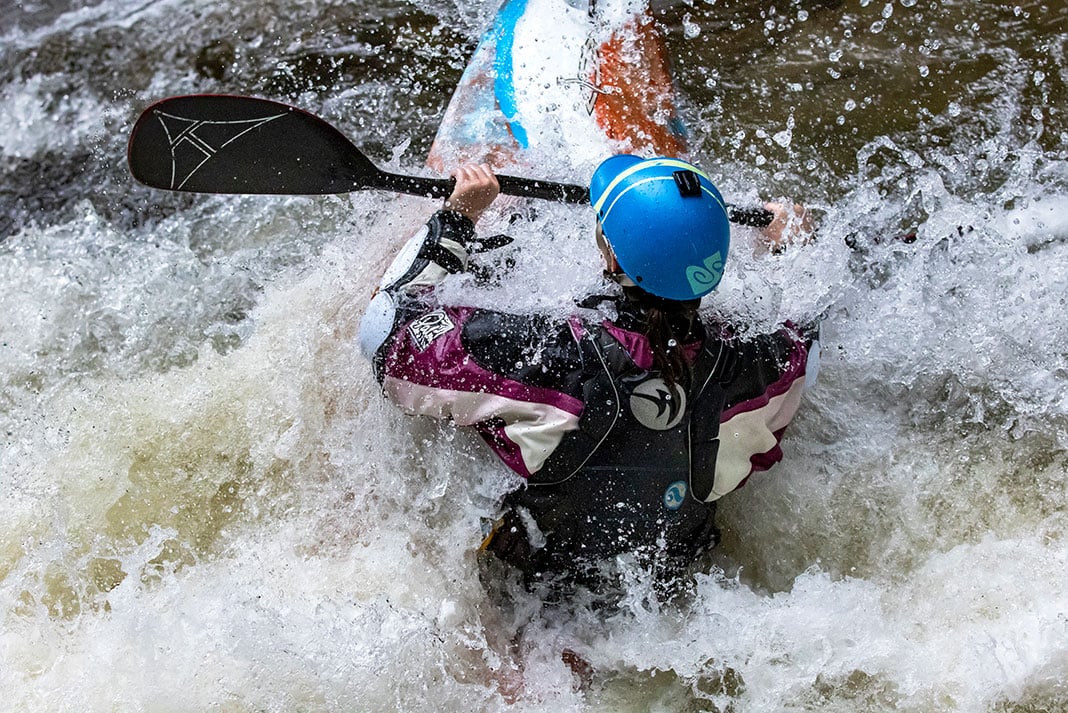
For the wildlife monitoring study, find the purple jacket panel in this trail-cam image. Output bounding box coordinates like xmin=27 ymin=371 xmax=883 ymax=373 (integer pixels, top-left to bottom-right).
xmin=380 ymin=305 xmax=585 ymax=478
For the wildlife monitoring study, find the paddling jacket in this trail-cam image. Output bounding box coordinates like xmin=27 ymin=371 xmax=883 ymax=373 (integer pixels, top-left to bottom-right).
xmin=360 ymin=210 xmax=817 ymax=591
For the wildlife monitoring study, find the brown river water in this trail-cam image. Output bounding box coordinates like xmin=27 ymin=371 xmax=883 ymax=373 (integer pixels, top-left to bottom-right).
xmin=1 ymin=1 xmax=1066 ymax=711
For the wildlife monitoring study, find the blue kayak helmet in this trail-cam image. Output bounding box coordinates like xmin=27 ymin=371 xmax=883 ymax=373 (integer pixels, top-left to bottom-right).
xmin=589 ymin=155 xmax=730 ymax=301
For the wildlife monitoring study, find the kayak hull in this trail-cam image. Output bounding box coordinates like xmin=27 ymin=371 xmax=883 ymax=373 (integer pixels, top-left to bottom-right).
xmin=427 ymin=0 xmax=687 ymax=176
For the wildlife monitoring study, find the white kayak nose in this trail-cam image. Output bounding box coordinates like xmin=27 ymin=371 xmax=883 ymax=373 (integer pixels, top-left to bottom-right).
xmin=427 ymin=0 xmax=687 ymax=176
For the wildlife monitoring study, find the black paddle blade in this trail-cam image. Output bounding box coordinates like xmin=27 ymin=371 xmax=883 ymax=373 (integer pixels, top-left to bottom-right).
xmin=126 ymin=94 xmax=589 ymax=203
xmin=128 ymin=95 xmax=380 ymax=195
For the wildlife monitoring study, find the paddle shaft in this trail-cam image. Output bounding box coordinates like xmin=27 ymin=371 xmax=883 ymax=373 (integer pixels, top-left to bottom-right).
xmin=375 ymin=170 xmax=772 ymax=227
xmin=375 ymin=170 xmax=592 ymax=205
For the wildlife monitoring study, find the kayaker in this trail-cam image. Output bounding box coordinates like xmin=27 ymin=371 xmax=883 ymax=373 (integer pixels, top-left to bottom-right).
xmin=358 ymin=158 xmax=818 ymax=601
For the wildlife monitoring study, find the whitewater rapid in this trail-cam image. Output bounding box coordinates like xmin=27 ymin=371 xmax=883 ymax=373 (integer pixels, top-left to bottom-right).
xmin=2 ymin=1 xmax=1067 ymax=711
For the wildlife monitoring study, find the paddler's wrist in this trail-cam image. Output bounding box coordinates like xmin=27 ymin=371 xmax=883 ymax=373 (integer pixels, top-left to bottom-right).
xmin=433 ymin=209 xmax=477 ymax=245
xmin=442 ymin=204 xmax=485 ymax=224
xmin=759 ymin=201 xmax=816 ymax=253
xmin=444 ymin=163 xmax=500 ymax=224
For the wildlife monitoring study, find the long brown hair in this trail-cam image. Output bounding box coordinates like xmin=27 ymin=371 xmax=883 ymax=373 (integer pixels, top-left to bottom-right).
xmin=624 ymin=286 xmax=700 ymax=388
xmin=598 ymin=223 xmax=701 ymax=387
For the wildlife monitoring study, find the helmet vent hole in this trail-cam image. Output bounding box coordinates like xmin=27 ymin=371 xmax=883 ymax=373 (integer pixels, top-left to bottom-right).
xmin=673 ymin=170 xmax=702 ymax=198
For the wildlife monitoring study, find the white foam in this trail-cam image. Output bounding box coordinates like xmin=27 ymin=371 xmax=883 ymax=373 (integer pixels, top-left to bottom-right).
xmin=0 ymin=77 xmax=115 ymax=159
xmin=2 ymin=0 xmax=1068 ymax=711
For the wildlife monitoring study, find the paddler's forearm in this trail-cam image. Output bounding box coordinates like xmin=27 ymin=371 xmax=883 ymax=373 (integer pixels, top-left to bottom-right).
xmin=375 ymin=210 xmax=475 ymax=296
xmin=367 ymin=162 xmax=500 ymax=297
xmin=357 ymin=209 xmax=475 ymax=361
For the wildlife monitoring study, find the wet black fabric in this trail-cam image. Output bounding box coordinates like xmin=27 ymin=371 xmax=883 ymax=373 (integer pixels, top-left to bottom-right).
xmin=461 ymin=311 xmax=585 ymax=397
xmin=486 ymin=323 xmax=732 ymax=594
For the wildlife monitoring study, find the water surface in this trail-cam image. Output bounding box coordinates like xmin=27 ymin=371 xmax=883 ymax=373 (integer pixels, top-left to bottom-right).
xmin=1 ymin=1 xmax=1066 ymax=711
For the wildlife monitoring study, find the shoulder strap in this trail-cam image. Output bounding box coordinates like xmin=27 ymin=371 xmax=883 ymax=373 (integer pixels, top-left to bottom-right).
xmin=687 ymin=338 xmax=735 ymax=501
xmin=527 ymin=325 xmax=628 ymax=485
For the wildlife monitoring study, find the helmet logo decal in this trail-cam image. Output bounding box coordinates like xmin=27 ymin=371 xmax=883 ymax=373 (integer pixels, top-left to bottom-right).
xmin=629 ymin=377 xmax=687 ymax=431
xmin=663 ymin=480 xmax=687 ymax=510
xmin=685 ymin=251 xmax=724 ymax=295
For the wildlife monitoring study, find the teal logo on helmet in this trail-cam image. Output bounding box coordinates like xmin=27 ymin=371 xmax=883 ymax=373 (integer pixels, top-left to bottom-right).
xmin=685 ymin=251 xmax=724 ymax=296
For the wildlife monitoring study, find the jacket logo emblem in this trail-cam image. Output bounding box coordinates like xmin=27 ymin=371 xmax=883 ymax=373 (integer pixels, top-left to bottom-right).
xmin=629 ymin=377 xmax=687 ymax=431
xmin=663 ymin=480 xmax=687 ymax=510
xmin=685 ymin=251 xmax=724 ymax=295
xmin=407 ymin=310 xmax=455 ymax=351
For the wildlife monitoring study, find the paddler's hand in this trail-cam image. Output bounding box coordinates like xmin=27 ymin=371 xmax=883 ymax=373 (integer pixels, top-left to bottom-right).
xmin=760 ymin=201 xmax=815 ymax=253
xmin=444 ymin=164 xmax=500 ymax=224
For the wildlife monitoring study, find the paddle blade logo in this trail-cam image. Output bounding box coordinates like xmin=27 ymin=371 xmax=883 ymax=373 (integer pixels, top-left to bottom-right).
xmin=629 ymin=377 xmax=686 ymax=431
xmin=685 ymin=251 xmax=724 ymax=296
xmin=153 ymin=110 xmax=287 ymax=191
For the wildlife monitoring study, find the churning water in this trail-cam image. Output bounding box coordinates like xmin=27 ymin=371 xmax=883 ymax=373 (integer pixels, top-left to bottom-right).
xmin=1 ymin=0 xmax=1066 ymax=711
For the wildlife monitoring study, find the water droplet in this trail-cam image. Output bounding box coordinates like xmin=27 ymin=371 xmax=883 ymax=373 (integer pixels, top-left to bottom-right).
xmin=870 ymin=19 xmax=886 ymax=33
xmin=919 ymin=65 xmax=930 ymax=77
xmin=882 ymin=3 xmax=894 ymax=18
xmin=683 ymin=14 xmax=701 ymax=39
